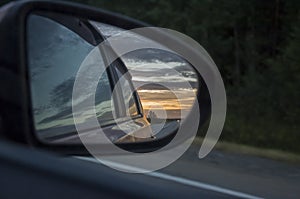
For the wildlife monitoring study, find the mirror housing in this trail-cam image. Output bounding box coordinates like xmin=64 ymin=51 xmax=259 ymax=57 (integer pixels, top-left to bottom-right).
xmin=0 ymin=0 xmax=211 ymax=155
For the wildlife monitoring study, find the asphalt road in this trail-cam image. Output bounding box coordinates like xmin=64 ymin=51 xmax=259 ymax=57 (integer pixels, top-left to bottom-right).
xmin=159 ymin=145 xmax=300 ymax=199
xmin=81 ymin=143 xmax=300 ymax=199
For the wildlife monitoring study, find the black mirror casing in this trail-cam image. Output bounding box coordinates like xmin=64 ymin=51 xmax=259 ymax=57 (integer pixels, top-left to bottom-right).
xmin=0 ymin=0 xmax=211 ymax=155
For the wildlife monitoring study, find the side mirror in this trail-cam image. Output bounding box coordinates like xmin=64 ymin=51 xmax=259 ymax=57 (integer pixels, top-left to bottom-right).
xmin=0 ymin=1 xmax=211 ymax=155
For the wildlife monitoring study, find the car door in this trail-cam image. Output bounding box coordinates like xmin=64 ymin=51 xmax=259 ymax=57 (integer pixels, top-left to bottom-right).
xmin=27 ymin=13 xmax=152 ymax=144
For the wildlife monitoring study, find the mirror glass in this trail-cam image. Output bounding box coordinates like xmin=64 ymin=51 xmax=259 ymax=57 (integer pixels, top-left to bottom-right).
xmin=26 ymin=12 xmax=198 ymax=145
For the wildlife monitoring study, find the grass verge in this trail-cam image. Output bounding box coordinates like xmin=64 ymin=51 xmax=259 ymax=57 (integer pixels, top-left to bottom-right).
xmin=194 ymin=137 xmax=300 ymax=165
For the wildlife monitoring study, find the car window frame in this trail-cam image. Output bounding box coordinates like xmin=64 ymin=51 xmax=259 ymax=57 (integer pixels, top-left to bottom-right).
xmin=108 ymin=57 xmax=144 ymax=120
xmin=95 ymin=24 xmax=144 ymax=121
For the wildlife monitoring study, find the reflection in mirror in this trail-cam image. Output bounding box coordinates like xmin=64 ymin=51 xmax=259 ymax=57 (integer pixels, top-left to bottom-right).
xmin=92 ymin=21 xmax=198 ymax=121
xmin=27 ymin=14 xmax=115 ymax=142
xmin=27 ymin=13 xmax=198 ymax=146
xmin=122 ymin=49 xmax=198 ymax=121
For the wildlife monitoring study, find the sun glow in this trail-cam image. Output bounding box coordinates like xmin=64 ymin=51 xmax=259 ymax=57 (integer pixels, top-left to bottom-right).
xmin=137 ymin=89 xmax=197 ymax=119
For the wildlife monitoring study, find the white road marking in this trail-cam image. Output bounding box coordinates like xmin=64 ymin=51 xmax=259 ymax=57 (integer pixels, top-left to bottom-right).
xmin=76 ymin=157 xmax=264 ymax=199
